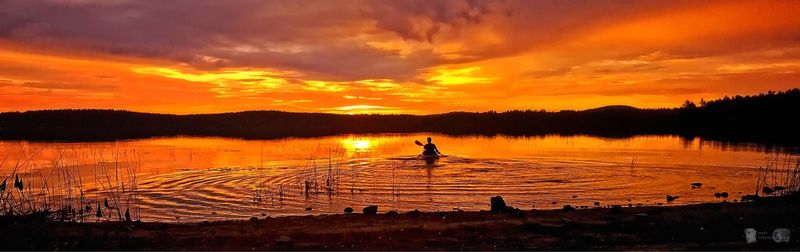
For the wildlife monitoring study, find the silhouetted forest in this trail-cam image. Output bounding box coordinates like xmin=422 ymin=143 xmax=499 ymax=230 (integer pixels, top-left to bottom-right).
xmin=0 ymin=89 xmax=798 ymax=144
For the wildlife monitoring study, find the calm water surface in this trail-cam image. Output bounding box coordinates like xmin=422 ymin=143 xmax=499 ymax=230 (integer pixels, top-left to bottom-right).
xmin=0 ymin=134 xmax=795 ymax=222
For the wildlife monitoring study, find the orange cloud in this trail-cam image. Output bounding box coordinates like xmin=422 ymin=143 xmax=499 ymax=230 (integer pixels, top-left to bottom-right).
xmin=0 ymin=1 xmax=799 ymax=114
xmin=132 ymin=67 xmax=290 ymax=97
xmin=425 ymin=66 xmax=495 ymax=85
xmin=303 ymin=80 xmax=348 ymax=92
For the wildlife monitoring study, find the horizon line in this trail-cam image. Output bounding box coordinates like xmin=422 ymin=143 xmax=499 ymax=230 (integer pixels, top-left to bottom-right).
xmin=0 ymin=104 xmax=660 ymax=116
xmin=4 ymin=88 xmax=796 ymax=116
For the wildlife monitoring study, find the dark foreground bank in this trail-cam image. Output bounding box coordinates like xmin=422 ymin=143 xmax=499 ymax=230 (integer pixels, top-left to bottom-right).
xmin=0 ymin=195 xmax=798 ymax=250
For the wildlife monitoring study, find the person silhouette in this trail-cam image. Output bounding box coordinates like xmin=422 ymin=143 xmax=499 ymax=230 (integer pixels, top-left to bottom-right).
xmin=422 ymin=137 xmax=442 ymax=156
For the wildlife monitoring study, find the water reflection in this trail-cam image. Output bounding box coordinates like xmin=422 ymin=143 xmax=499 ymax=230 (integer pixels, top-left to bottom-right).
xmin=340 ymin=138 xmax=373 ymax=153
xmin=0 ymin=134 xmax=797 ymax=221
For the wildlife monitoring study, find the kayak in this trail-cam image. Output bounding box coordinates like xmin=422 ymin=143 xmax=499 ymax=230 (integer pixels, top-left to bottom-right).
xmin=414 ymin=140 xmax=445 ymax=163
xmin=419 ymin=154 xmax=441 ymax=164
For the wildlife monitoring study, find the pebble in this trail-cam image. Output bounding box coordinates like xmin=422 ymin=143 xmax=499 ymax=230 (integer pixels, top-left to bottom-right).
xmin=666 ymin=195 xmax=679 ymax=202
xmin=363 ymin=205 xmax=378 ymax=215
xmin=490 ymin=196 xmax=508 ymax=212
xmin=276 ymin=235 xmax=292 ymax=243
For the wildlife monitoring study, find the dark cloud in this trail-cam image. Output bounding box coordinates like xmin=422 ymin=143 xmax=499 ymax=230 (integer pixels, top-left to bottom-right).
xmin=0 ymin=0 xmax=659 ymax=80
xmin=0 ymin=78 xmax=14 ymax=87
xmin=0 ymin=0 xmax=395 ymax=78
xmin=1 ymin=0 xmax=798 ymax=83
xmin=21 ymin=81 xmax=116 ymax=91
xmin=360 ymin=0 xmax=491 ymax=42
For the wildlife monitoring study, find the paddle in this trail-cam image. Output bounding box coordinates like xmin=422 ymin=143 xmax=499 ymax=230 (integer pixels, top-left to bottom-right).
xmin=415 ymin=140 xmax=447 ymax=157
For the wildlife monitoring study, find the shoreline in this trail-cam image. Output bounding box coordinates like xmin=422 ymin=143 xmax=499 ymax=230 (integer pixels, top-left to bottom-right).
xmin=1 ymin=195 xmax=798 ymax=250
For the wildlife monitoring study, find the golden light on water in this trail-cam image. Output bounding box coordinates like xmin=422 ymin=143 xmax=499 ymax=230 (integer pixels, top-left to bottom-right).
xmin=340 ymin=138 xmax=372 ymax=152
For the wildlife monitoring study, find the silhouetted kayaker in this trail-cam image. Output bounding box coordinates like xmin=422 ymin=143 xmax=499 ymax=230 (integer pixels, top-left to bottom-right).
xmin=422 ymin=137 xmax=442 ymax=156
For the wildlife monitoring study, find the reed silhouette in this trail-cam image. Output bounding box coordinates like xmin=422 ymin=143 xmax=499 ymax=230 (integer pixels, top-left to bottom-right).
xmin=0 ymin=146 xmax=142 ymax=222
xmin=0 ymin=88 xmax=798 ymax=144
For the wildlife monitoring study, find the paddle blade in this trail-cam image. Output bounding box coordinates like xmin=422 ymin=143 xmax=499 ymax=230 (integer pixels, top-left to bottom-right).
xmin=414 ymin=140 xmax=424 ymax=146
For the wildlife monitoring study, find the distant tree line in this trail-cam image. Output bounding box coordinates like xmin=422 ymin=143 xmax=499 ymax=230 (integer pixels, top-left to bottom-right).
xmin=0 ymin=88 xmax=798 ymax=144
xmin=676 ymin=88 xmax=800 ymax=144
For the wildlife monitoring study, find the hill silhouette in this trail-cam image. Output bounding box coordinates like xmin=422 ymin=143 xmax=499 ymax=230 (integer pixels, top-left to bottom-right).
xmin=0 ymin=88 xmax=798 ymax=144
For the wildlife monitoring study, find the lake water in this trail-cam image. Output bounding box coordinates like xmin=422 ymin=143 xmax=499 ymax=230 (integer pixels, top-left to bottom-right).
xmin=0 ymin=134 xmax=796 ymax=222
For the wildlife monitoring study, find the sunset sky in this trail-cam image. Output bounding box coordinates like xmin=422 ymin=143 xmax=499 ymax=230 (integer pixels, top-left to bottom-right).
xmin=1 ymin=0 xmax=799 ymax=114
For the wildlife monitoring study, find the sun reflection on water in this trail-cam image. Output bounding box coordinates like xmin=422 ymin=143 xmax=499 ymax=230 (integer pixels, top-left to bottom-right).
xmin=340 ymin=138 xmax=372 ymax=152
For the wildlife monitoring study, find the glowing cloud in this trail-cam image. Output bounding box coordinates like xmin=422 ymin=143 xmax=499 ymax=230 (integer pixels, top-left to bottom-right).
xmin=303 ymin=81 xmax=348 ymax=92
xmin=356 ymin=79 xmax=402 ymax=91
xmin=343 ymin=95 xmax=382 ymax=100
xmin=425 ymin=67 xmax=495 ymax=85
xmin=324 ymin=104 xmax=407 ymax=114
xmin=132 ymin=67 xmax=288 ymax=97
xmin=336 ymin=105 xmax=389 ymax=111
